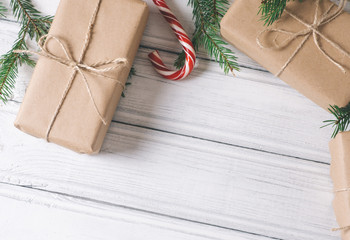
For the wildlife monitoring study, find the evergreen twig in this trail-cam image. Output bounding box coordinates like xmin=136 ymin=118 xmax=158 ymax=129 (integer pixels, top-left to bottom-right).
xmin=121 ymin=67 xmax=135 ymax=98
xmin=174 ymin=0 xmax=239 ymax=75
xmin=128 ymin=67 xmax=136 ymax=80
xmin=259 ymin=0 xmax=303 ymax=26
xmin=323 ymin=103 xmax=350 ymax=138
xmin=0 ymin=0 xmax=52 ymax=103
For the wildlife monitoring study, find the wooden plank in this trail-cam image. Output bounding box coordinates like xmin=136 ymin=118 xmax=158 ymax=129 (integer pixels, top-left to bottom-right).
xmin=0 ymin=110 xmax=340 ymax=240
xmin=0 ymin=183 xmax=269 ymax=240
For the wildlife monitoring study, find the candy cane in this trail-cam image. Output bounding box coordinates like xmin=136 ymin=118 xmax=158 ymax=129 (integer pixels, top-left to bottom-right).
xmin=149 ymin=0 xmax=196 ymax=80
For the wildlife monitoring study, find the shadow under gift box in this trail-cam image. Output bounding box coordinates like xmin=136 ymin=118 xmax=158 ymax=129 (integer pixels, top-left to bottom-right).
xmin=14 ymin=0 xmax=149 ymax=154
xmin=220 ymin=0 xmax=350 ymax=111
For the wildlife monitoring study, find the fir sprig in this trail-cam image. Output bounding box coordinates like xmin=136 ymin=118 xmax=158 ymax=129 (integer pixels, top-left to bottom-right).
xmin=0 ymin=0 xmax=53 ymax=103
xmin=259 ymin=0 xmax=302 ymax=26
xmin=0 ymin=2 xmax=7 ymax=17
xmin=10 ymin=0 xmax=52 ymax=41
xmin=0 ymin=22 xmax=35 ymax=102
xmin=323 ymin=103 xmax=350 ymax=138
xmin=121 ymin=67 xmax=136 ymax=98
xmin=174 ymin=0 xmax=239 ymax=75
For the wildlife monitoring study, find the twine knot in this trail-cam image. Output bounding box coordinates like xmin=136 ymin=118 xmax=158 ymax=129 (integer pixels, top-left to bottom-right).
xmin=257 ymin=0 xmax=349 ymax=77
xmin=69 ymin=62 xmax=79 ymax=69
xmin=309 ymin=23 xmax=318 ymax=32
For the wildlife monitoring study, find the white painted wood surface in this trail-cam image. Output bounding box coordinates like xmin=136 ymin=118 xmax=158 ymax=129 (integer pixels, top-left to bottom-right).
xmin=0 ymin=0 xmax=343 ymax=239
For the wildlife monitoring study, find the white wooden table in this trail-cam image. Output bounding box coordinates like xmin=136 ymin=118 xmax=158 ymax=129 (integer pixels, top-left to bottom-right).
xmin=0 ymin=0 xmax=341 ymax=239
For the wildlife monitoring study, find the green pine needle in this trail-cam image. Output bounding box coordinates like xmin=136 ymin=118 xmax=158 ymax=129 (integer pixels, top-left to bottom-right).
xmin=0 ymin=0 xmax=53 ymax=103
xmin=10 ymin=0 xmax=53 ymax=41
xmin=322 ymin=102 xmax=350 ymax=138
xmin=121 ymin=67 xmax=136 ymax=98
xmin=174 ymin=0 xmax=239 ymax=75
xmin=128 ymin=67 xmax=136 ymax=80
xmin=174 ymin=51 xmax=186 ymax=70
xmin=259 ymin=0 xmax=303 ymax=26
xmin=0 ymin=2 xmax=7 ymax=18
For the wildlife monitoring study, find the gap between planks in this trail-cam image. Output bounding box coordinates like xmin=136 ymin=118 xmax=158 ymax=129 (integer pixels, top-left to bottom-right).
xmin=0 ymin=182 xmax=275 ymax=240
xmin=112 ymin=120 xmax=329 ymax=165
xmin=0 ymin=181 xmax=279 ymax=240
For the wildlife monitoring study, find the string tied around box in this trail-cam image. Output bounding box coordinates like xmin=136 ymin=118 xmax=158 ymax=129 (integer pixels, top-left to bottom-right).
xmin=256 ymin=0 xmax=349 ymax=77
xmin=14 ymin=0 xmax=128 ymax=141
xmin=332 ymin=187 xmax=350 ymax=232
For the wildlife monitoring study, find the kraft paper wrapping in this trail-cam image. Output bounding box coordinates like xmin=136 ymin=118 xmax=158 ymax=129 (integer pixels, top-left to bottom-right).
xmin=14 ymin=0 xmax=149 ymax=154
xmin=220 ymin=0 xmax=350 ymax=111
xmin=330 ymin=132 xmax=350 ymax=239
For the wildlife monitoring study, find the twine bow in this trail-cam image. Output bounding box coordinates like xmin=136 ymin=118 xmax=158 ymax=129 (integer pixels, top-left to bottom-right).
xmin=257 ymin=0 xmax=349 ymax=77
xmin=15 ymin=0 xmax=128 ymax=141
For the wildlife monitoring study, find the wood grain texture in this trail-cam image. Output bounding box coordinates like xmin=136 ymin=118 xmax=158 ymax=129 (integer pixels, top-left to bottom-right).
xmin=0 ymin=109 xmax=339 ymax=240
xmin=0 ymin=0 xmax=345 ymax=240
xmin=0 ymin=183 xmax=271 ymax=240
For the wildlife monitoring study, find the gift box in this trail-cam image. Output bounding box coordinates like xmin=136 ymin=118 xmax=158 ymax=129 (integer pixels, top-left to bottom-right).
xmin=220 ymin=0 xmax=350 ymax=111
xmin=14 ymin=0 xmax=149 ymax=154
xmin=330 ymin=132 xmax=350 ymax=239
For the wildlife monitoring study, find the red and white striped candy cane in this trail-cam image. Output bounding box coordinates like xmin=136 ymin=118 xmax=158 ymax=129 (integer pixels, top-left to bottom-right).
xmin=149 ymin=0 xmax=196 ymax=80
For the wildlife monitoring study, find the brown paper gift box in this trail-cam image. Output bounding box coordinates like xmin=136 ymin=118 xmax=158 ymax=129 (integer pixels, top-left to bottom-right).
xmin=14 ymin=0 xmax=149 ymax=154
xmin=330 ymin=132 xmax=350 ymax=239
xmin=220 ymin=0 xmax=350 ymax=111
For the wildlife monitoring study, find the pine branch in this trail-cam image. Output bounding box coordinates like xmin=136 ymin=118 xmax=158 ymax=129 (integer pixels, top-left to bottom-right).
xmin=0 ymin=2 xmax=7 ymax=18
xmin=11 ymin=0 xmax=53 ymax=41
xmin=0 ymin=0 xmax=52 ymax=103
xmin=121 ymin=67 xmax=135 ymax=98
xmin=128 ymin=66 xmax=136 ymax=80
xmin=174 ymin=0 xmax=239 ymax=75
xmin=322 ymin=103 xmax=350 ymax=138
xmin=0 ymin=21 xmax=32 ymax=103
xmin=259 ymin=0 xmax=302 ymax=26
